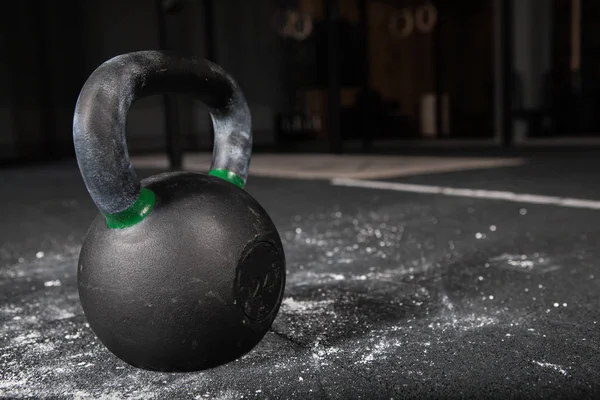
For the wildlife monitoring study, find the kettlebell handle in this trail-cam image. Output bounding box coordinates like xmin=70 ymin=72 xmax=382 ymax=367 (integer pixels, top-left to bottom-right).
xmin=73 ymin=51 xmax=252 ymax=228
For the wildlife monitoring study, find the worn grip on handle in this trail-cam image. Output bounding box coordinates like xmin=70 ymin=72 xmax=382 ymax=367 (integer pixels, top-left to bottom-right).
xmin=73 ymin=50 xmax=252 ymax=222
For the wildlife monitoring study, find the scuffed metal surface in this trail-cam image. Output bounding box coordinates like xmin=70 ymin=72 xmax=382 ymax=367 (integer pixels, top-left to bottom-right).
xmin=73 ymin=51 xmax=251 ymax=215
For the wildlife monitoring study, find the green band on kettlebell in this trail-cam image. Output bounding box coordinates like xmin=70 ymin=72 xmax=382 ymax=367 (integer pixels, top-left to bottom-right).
xmin=103 ymin=188 xmax=156 ymax=229
xmin=209 ymin=169 xmax=245 ymax=189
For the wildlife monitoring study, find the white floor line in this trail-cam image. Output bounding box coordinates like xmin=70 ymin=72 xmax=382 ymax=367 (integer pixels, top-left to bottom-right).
xmin=331 ymin=178 xmax=600 ymax=210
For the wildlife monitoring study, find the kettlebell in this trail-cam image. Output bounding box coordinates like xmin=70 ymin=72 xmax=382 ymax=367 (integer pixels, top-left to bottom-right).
xmin=73 ymin=51 xmax=286 ymax=372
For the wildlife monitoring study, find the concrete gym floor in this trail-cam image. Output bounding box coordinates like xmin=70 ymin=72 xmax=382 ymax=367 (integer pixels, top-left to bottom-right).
xmin=1 ymin=152 xmax=600 ymax=399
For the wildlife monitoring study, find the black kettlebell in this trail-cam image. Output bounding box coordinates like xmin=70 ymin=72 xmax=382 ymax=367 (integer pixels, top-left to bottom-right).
xmin=73 ymin=51 xmax=286 ymax=372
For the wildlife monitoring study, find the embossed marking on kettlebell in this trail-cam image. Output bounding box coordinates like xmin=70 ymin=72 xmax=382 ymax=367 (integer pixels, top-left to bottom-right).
xmin=237 ymin=246 xmax=284 ymax=322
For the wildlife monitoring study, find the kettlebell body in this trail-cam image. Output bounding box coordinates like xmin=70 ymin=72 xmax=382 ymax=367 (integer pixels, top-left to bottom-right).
xmin=73 ymin=51 xmax=286 ymax=371
xmin=78 ymin=173 xmax=285 ymax=371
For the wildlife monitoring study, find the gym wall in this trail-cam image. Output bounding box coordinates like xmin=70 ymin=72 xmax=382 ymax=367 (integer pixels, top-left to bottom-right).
xmin=0 ymin=0 xmax=285 ymax=163
xmin=80 ymin=0 xmax=283 ymax=152
xmin=1 ymin=2 xmax=86 ymax=163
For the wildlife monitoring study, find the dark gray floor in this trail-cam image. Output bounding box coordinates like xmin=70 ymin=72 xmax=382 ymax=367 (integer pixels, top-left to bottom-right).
xmin=1 ymin=154 xmax=600 ymax=399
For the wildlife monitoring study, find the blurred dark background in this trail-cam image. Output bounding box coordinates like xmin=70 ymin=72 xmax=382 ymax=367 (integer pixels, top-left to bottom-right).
xmin=0 ymin=0 xmax=596 ymax=164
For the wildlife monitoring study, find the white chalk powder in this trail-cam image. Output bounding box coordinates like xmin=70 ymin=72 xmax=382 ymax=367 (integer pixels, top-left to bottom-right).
xmin=532 ymin=361 xmax=570 ymax=376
